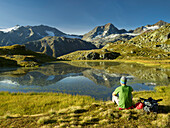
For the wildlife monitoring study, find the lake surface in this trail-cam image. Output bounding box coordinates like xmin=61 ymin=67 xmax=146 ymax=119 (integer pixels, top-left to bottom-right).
xmin=0 ymin=61 xmax=169 ymax=100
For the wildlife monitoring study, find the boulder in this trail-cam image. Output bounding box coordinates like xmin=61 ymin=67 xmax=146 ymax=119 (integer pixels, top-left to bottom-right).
xmin=86 ymin=52 xmax=100 ymax=60
xmin=167 ymin=33 xmax=170 ymax=39
xmin=102 ymin=52 xmax=120 ymax=59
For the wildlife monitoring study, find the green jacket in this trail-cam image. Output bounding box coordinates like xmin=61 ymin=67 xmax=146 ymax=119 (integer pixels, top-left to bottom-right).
xmin=114 ymin=85 xmax=133 ymax=108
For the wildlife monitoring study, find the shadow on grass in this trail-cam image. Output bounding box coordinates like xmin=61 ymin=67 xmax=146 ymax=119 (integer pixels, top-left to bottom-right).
xmin=158 ymin=105 xmax=170 ymax=114
xmin=44 ymin=119 xmax=57 ymax=124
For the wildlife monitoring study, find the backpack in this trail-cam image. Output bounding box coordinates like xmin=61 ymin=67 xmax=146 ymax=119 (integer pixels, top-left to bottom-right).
xmin=140 ymin=97 xmax=162 ymax=113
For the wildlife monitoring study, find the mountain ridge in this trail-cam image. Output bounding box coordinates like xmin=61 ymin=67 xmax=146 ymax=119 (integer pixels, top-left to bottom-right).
xmin=59 ymin=23 xmax=170 ymax=60
xmin=82 ymin=20 xmax=169 ymax=48
xmin=0 ymin=24 xmax=82 ymax=46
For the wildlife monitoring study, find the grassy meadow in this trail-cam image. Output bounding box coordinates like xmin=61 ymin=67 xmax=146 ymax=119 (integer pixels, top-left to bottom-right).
xmin=0 ymin=86 xmax=169 ymax=128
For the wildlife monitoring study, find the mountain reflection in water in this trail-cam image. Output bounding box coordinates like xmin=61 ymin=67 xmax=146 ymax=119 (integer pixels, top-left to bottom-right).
xmin=0 ymin=62 xmax=169 ymax=100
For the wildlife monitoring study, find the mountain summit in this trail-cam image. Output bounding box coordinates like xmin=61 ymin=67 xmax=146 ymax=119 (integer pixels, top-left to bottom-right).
xmin=133 ymin=20 xmax=168 ymax=34
xmin=0 ymin=25 xmax=20 ymax=33
xmin=154 ymin=20 xmax=168 ymax=27
xmin=82 ymin=23 xmax=127 ymax=42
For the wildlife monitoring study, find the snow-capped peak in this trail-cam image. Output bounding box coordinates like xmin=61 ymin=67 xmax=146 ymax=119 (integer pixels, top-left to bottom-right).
xmin=0 ymin=25 xmax=20 ymax=33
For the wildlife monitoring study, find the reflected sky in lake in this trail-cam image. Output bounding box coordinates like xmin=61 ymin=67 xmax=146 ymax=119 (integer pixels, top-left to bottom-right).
xmin=0 ymin=62 xmax=169 ymax=100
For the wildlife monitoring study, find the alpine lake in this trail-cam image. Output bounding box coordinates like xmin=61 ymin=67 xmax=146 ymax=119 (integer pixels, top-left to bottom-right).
xmin=0 ymin=61 xmax=169 ymax=100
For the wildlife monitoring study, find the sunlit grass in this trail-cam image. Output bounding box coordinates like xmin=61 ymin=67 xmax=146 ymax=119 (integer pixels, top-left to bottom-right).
xmin=0 ymin=92 xmax=98 ymax=116
xmin=0 ymin=86 xmax=169 ymax=127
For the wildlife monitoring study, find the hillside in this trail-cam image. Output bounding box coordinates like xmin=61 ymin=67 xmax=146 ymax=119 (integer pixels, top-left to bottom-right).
xmin=58 ymin=42 xmax=169 ymax=61
xmin=0 ymin=44 xmax=56 ymax=67
xmin=25 ymin=36 xmax=97 ymax=57
xmin=59 ymin=24 xmax=170 ymax=61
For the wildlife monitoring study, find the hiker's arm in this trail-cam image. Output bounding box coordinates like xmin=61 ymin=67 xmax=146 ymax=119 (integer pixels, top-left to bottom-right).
xmin=112 ymin=88 xmax=119 ymax=96
xmin=112 ymin=92 xmax=117 ymax=96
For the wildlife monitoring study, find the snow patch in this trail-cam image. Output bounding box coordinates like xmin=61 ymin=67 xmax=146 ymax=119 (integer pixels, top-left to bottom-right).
xmin=125 ymin=33 xmax=140 ymax=36
xmin=0 ymin=25 xmax=20 ymax=33
xmin=0 ymin=79 xmax=19 ymax=85
xmin=143 ymin=25 xmax=159 ymax=31
xmin=29 ymin=28 xmax=34 ymax=37
xmin=46 ymin=30 xmax=55 ymax=36
xmin=103 ymin=30 xmax=108 ymax=36
xmin=95 ymin=34 xmax=102 ymax=38
xmin=105 ymin=34 xmax=119 ymax=38
xmin=94 ymin=31 xmax=108 ymax=39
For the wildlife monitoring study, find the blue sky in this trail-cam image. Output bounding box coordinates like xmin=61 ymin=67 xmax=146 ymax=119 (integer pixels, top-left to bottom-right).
xmin=0 ymin=0 xmax=169 ymax=34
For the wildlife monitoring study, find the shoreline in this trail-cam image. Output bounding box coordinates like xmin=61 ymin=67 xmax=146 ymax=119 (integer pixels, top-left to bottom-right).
xmin=60 ymin=59 xmax=170 ymax=68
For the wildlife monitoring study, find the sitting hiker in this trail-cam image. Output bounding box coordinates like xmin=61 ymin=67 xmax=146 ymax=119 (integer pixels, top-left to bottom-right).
xmin=112 ymin=76 xmax=133 ymax=110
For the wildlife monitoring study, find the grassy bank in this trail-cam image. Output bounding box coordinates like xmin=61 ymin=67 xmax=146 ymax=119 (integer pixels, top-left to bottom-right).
xmin=0 ymin=86 xmax=169 ymax=127
xmin=0 ymin=44 xmax=56 ymax=67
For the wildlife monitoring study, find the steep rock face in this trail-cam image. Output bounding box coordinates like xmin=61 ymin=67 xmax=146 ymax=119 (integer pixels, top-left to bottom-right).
xmin=0 ymin=25 xmax=66 ymax=46
xmin=82 ymin=23 xmax=127 ymax=42
xmin=25 ymin=36 xmax=97 ymax=57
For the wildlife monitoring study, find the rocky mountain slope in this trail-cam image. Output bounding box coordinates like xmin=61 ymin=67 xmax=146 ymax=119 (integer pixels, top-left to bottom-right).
xmin=25 ymin=36 xmax=97 ymax=57
xmin=59 ymin=24 xmax=170 ymax=60
xmin=82 ymin=23 xmax=127 ymax=41
xmin=0 ymin=44 xmax=56 ymax=67
xmin=82 ymin=21 xmax=168 ymax=48
xmin=0 ymin=25 xmax=81 ymax=46
xmin=82 ymin=23 xmax=130 ymax=47
xmin=127 ymin=23 xmax=170 ymax=52
xmin=133 ymin=20 xmax=168 ymax=34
